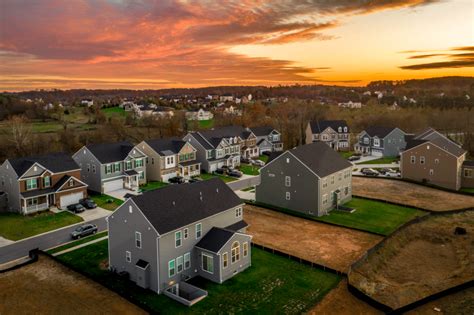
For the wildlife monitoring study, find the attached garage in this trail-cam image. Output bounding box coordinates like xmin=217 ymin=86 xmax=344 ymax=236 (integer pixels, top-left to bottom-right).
xmin=59 ymin=191 xmax=84 ymax=209
xmin=371 ymin=149 xmax=383 ymax=157
xmin=103 ymin=179 xmax=124 ymax=193
xmin=162 ymin=172 xmax=178 ymax=183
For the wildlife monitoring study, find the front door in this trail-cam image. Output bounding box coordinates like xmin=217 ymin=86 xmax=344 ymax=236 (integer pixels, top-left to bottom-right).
xmin=48 ymin=194 xmax=55 ymax=207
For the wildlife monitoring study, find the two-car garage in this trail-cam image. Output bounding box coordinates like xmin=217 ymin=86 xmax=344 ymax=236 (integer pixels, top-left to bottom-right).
xmin=59 ymin=191 xmax=85 ymax=209
xmin=103 ymin=179 xmax=124 ymax=193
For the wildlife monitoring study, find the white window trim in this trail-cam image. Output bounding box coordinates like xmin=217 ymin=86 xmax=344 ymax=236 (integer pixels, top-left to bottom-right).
xmin=222 ymin=252 xmax=229 ymax=269
xmin=175 ymin=231 xmax=182 ymax=248
xmin=202 ymin=253 xmax=214 ymax=274
xmin=196 ymin=223 xmax=202 ymax=239
xmin=243 ymin=242 xmax=248 ymax=258
xmin=168 ymin=259 xmax=176 ymax=277
xmin=285 ymin=191 xmax=291 ymax=200
xmin=135 ymin=231 xmax=142 ymax=249
xmin=184 ymin=252 xmax=191 ymax=270
xmin=184 ymin=228 xmax=189 ymax=239
xmin=126 ymin=251 xmax=131 ymax=263
xmin=285 ymin=176 xmax=291 ymax=187
xmin=176 ymin=256 xmax=183 ymax=273
xmin=231 ymin=241 xmax=240 ymax=264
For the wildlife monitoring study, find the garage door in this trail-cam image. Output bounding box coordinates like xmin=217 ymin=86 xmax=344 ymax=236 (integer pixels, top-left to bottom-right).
xmin=372 ymin=150 xmax=383 ymax=157
xmin=162 ymin=172 xmax=177 ymax=183
xmin=60 ymin=191 xmax=84 ymax=209
xmin=103 ymin=179 xmax=124 ymax=193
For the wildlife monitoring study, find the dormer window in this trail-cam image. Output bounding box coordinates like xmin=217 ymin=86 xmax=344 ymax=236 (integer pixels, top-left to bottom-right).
xmin=33 ymin=166 xmax=37 ymax=172
xmin=26 ymin=178 xmax=37 ymax=191
xmin=338 ymin=127 xmax=342 ymax=132
xmin=43 ymin=176 xmax=51 ymax=187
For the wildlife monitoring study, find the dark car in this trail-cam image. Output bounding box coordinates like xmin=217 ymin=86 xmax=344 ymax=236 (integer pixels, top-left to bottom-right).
xmin=67 ymin=203 xmax=85 ymax=213
xmin=189 ymin=177 xmax=202 ymax=183
xmin=228 ymin=170 xmax=243 ymax=178
xmin=71 ymin=224 xmax=98 ymax=239
xmin=361 ymin=168 xmax=379 ymax=176
xmin=79 ymin=198 xmax=97 ymax=209
xmin=377 ymin=168 xmax=391 ymax=175
xmin=348 ymin=155 xmax=361 ymax=161
xmin=169 ymin=176 xmax=185 ymax=184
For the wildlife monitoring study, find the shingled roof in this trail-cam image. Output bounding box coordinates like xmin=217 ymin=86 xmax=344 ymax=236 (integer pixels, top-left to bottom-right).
xmin=9 ymin=152 xmax=80 ymax=177
xmin=309 ymin=120 xmax=349 ymax=134
xmin=250 ymin=126 xmax=276 ymax=137
xmin=289 ymin=142 xmax=352 ymax=177
xmin=144 ymin=137 xmax=187 ymax=156
xmin=86 ymin=141 xmax=136 ymax=164
xmin=363 ymin=126 xmax=398 ymax=138
xmin=131 ymin=178 xmax=242 ymax=235
xmin=195 ymin=227 xmax=235 ymax=253
xmin=191 ymin=126 xmax=254 ymax=149
xmin=405 ymin=128 xmax=466 ymax=157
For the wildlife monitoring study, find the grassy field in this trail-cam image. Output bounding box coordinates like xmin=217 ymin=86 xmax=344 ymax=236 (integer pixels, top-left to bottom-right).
xmin=101 ymin=106 xmax=128 ymax=118
xmin=317 ymin=198 xmax=426 ymax=235
xmin=56 ymin=240 xmax=341 ymax=314
xmin=239 ymin=163 xmax=260 ymax=175
xmin=339 ymin=151 xmax=355 ymax=159
xmin=258 ymin=155 xmax=269 ymax=163
xmin=0 ymin=211 xmax=83 ymax=241
xmin=89 ymin=194 xmax=124 ymax=211
xmin=140 ymin=181 xmax=168 ymax=192
xmin=47 ymin=231 xmax=108 ymax=255
xmin=199 ymin=172 xmax=237 ymax=183
xmin=198 ymin=119 xmax=214 ymax=129
xmin=356 ymin=157 xmax=399 ymax=165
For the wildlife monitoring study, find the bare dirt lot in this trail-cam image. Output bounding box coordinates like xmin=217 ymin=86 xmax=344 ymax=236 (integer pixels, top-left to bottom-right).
xmin=349 ymin=211 xmax=474 ymax=310
xmin=0 ymin=254 xmax=146 ymax=315
xmin=245 ymin=205 xmax=383 ymax=273
xmin=308 ymin=279 xmax=382 ymax=315
xmin=407 ymin=286 xmax=474 ymax=315
xmin=352 ymin=177 xmax=474 ymax=211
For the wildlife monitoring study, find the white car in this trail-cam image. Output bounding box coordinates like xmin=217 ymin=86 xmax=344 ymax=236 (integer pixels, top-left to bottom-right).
xmin=252 ymin=159 xmax=266 ymax=167
xmin=385 ymin=170 xmax=401 ymax=177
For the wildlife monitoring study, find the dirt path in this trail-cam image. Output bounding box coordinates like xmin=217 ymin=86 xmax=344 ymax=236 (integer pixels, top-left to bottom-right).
xmin=352 ymin=177 xmax=474 ymax=211
xmin=0 ymin=254 xmax=146 ymax=315
xmin=245 ymin=205 xmax=383 ymax=273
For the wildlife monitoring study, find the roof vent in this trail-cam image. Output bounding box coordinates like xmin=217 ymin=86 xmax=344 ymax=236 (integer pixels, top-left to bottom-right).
xmin=172 ymin=201 xmax=175 ymax=206
xmin=216 ymin=188 xmax=219 ymax=193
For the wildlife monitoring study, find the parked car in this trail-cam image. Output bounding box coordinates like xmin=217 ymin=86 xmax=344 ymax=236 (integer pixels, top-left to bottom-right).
xmin=348 ymin=155 xmax=361 ymax=161
xmin=188 ymin=177 xmax=202 ymax=183
xmin=67 ymin=203 xmax=85 ymax=213
xmin=361 ymin=168 xmax=379 ymax=176
xmin=228 ymin=170 xmax=243 ymax=178
xmin=385 ymin=170 xmax=401 ymax=177
xmin=79 ymin=198 xmax=97 ymax=209
xmin=377 ymin=168 xmax=391 ymax=175
xmin=252 ymin=159 xmax=265 ymax=167
xmin=169 ymin=176 xmax=185 ymax=184
xmin=71 ymin=223 xmax=98 ymax=239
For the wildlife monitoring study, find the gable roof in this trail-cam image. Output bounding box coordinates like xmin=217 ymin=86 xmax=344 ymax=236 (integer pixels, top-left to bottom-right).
xmin=363 ymin=126 xmax=398 ymax=138
xmin=144 ymin=137 xmax=188 ymax=156
xmin=131 ymin=178 xmax=242 ymax=235
xmin=9 ymin=152 xmax=80 ymax=177
xmin=250 ymin=126 xmax=276 ymax=137
xmin=192 ymin=126 xmax=253 ymax=149
xmin=406 ymin=128 xmax=466 ymax=158
xmin=309 ymin=120 xmax=349 ymax=134
xmin=289 ymin=142 xmax=352 ymax=177
xmin=195 ymin=227 xmax=235 ymax=253
xmin=86 ymin=141 xmax=136 ymax=164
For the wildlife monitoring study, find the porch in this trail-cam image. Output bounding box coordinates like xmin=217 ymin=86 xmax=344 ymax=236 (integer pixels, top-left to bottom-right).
xmin=178 ymin=161 xmax=201 ymax=179
xmin=242 ymin=146 xmax=259 ymax=159
xmin=20 ymin=194 xmax=53 ymax=214
xmin=163 ymin=281 xmax=208 ymax=306
xmin=123 ymin=171 xmax=139 ymax=192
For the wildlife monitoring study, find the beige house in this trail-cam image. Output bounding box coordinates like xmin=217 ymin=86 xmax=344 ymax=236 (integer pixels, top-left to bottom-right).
xmin=305 ymin=120 xmax=350 ymax=151
xmin=401 ymin=128 xmax=470 ymax=191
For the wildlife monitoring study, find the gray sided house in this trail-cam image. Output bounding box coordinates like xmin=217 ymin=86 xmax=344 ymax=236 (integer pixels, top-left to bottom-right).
xmin=305 ymin=120 xmax=350 ymax=151
xmin=256 ymin=142 xmax=353 ymax=216
xmin=137 ymin=138 xmax=200 ymax=183
xmin=250 ymin=126 xmax=284 ymax=153
xmin=0 ymin=153 xmax=88 ymax=214
xmin=355 ymin=126 xmax=407 ymax=157
xmin=108 ymin=178 xmax=251 ymax=305
xmin=73 ymin=141 xmax=147 ymax=194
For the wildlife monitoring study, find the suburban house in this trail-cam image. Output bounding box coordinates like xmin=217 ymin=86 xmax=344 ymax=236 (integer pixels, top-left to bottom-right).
xmin=185 ymin=108 xmax=214 ymax=121
xmin=0 ymin=153 xmax=88 ymax=214
xmin=462 ymin=161 xmax=474 ymax=189
xmin=73 ymin=141 xmax=147 ymax=194
xmin=250 ymin=126 xmax=284 ymax=153
xmin=137 ymin=137 xmax=201 ymax=182
xmin=354 ymin=127 xmax=408 ymax=157
xmin=107 ymin=178 xmax=252 ymax=305
xmin=305 ymin=120 xmax=350 ymax=151
xmin=256 ymin=142 xmax=353 ymax=216
xmin=401 ymin=128 xmax=470 ymax=191
xmin=183 ymin=126 xmax=258 ymax=172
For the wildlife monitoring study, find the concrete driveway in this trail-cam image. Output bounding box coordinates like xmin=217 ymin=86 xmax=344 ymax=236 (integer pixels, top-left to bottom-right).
xmin=106 ymin=189 xmax=141 ymax=201
xmin=76 ymin=207 xmax=112 ymax=221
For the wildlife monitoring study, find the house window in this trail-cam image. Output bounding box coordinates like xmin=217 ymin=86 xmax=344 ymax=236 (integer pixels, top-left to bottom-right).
xmin=420 ymin=156 xmax=425 ymax=165
xmin=139 ymin=171 xmax=145 ymax=180
xmin=87 ymin=164 xmax=90 ymax=172
xmin=464 ymin=169 xmax=473 ymax=178
xmin=135 ymin=159 xmax=143 ymax=168
xmin=26 ymin=178 xmax=37 ymax=190
xmin=286 ymin=158 xmax=290 ymax=163
xmin=105 ymin=164 xmax=112 ymax=174
xmin=285 ymin=176 xmax=291 ymax=187
xmin=129 ymin=205 xmax=133 ymax=213
xmin=235 ymin=207 xmax=242 ymax=217
xmin=345 ymin=186 xmax=349 ymax=195
xmin=69 ymin=179 xmax=74 ymax=187
xmin=344 ymin=127 xmax=348 ymax=132
xmin=435 ymin=159 xmax=439 ymax=164
xmin=330 ymin=191 xmax=334 ymax=202
xmin=373 ymin=138 xmax=380 ymax=147
xmin=285 ymin=192 xmax=291 ymax=200
xmin=114 ymin=163 xmax=121 ymax=172
xmin=184 ymin=228 xmax=189 ymax=239
xmin=92 ymin=165 xmax=96 ymax=173
xmin=322 ymin=194 xmax=328 ymax=205
xmin=27 ymin=198 xmax=38 ymax=206
xmin=322 ymin=179 xmax=327 ymax=188
xmin=243 ymin=242 xmax=248 ymax=257
xmin=331 ymin=176 xmax=334 ymax=184
xmin=338 ymin=127 xmax=342 ymax=132
xmin=175 ymin=231 xmax=182 ymax=247
xmin=231 ymin=242 xmax=240 ymax=263
xmin=223 ymin=252 xmax=229 ymax=268
xmin=126 ymin=251 xmax=131 ymax=263
xmin=135 ymin=232 xmax=142 ymax=248
xmin=43 ymin=176 xmax=51 ymax=187
xmin=363 ymin=137 xmax=369 ymax=144
xmin=196 ymin=223 xmax=202 ymax=239
xmin=184 ymin=252 xmax=191 ymax=269
xmin=168 ymin=259 xmax=176 ymax=277
xmin=410 ymin=156 xmax=416 ymax=164
xmin=125 ymin=161 xmax=132 ymax=170
xmin=202 ymin=254 xmax=214 ymax=274
xmin=338 ymin=172 xmax=342 ymax=181
xmin=176 ymin=256 xmax=183 ymax=273
xmin=429 ymin=169 xmax=434 ymax=175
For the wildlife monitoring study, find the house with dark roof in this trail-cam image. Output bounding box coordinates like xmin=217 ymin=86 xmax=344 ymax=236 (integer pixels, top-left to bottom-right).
xmin=401 ymin=128 xmax=471 ymax=191
xmin=250 ymin=126 xmax=284 ymax=153
xmin=72 ymin=141 xmax=147 ymax=194
xmin=354 ymin=126 xmax=408 ymax=157
xmin=107 ymin=178 xmax=251 ymax=305
xmin=137 ymin=137 xmax=200 ymax=182
xmin=256 ymin=142 xmax=353 ymax=216
xmin=183 ymin=126 xmax=258 ymax=172
xmin=462 ymin=160 xmax=474 ymax=189
xmin=305 ymin=120 xmax=350 ymax=151
xmin=0 ymin=153 xmax=88 ymax=214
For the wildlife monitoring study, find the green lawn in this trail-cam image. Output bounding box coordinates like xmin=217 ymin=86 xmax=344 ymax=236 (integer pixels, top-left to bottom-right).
xmin=198 ymin=119 xmax=214 ymax=129
xmin=239 ymin=163 xmax=260 ymax=175
xmin=199 ymin=172 xmax=237 ymax=183
xmin=356 ymin=157 xmax=399 ymax=165
xmin=0 ymin=211 xmax=83 ymax=241
xmin=56 ymin=240 xmax=341 ymax=314
xmin=47 ymin=231 xmax=108 ymax=255
xmin=101 ymin=106 xmax=128 ymax=118
xmin=89 ymin=194 xmax=124 ymax=211
xmin=339 ymin=151 xmax=355 ymax=159
xmin=140 ymin=181 xmax=168 ymax=192
xmin=258 ymin=155 xmax=269 ymax=163
xmin=460 ymin=187 xmax=474 ymax=195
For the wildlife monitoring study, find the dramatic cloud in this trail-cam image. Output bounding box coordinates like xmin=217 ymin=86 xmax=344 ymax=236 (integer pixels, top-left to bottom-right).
xmin=400 ymin=46 xmax=474 ymax=70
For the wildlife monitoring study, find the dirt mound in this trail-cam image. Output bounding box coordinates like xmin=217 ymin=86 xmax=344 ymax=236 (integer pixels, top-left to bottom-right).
xmin=349 ymin=211 xmax=474 ymax=310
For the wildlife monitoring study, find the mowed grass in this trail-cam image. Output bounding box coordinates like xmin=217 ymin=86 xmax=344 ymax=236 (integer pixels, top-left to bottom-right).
xmin=0 ymin=211 xmax=83 ymax=241
xmin=239 ymin=163 xmax=260 ymax=175
xmin=258 ymin=155 xmax=269 ymax=163
xmin=317 ymin=198 xmax=426 ymax=235
xmin=101 ymin=106 xmax=128 ymax=118
xmin=198 ymin=119 xmax=214 ymax=129
xmin=56 ymin=240 xmax=341 ymax=314
xmin=47 ymin=231 xmax=108 ymax=255
xmin=356 ymin=157 xmax=399 ymax=165
xmin=89 ymin=194 xmax=124 ymax=211
xmin=140 ymin=181 xmax=168 ymax=192
xmin=460 ymin=187 xmax=474 ymax=195
xmin=339 ymin=151 xmax=355 ymax=159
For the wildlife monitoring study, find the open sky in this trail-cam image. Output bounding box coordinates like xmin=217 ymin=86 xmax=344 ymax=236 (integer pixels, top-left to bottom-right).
xmin=0 ymin=0 xmax=473 ymax=91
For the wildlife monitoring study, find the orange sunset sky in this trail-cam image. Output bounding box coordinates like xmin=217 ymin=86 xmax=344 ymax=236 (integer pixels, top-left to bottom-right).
xmin=0 ymin=0 xmax=473 ymax=91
